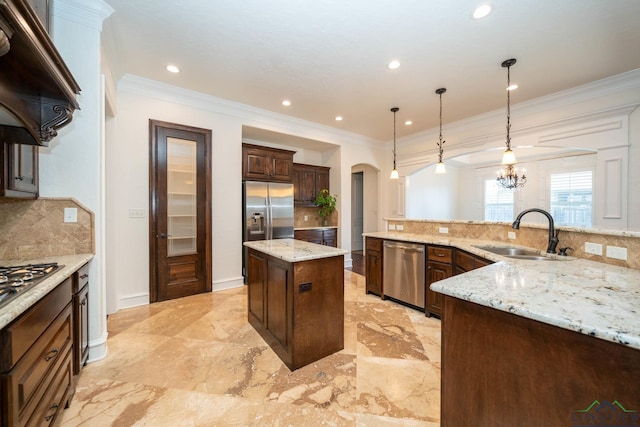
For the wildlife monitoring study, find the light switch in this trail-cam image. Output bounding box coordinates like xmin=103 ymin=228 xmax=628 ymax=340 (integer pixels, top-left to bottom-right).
xmin=128 ymin=209 xmax=145 ymax=218
xmin=64 ymin=207 xmax=77 ymax=223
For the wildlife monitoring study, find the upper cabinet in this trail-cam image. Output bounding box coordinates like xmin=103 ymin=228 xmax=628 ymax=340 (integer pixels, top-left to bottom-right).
xmin=242 ymin=143 xmax=295 ymax=182
xmin=1 ymin=143 xmax=38 ymax=197
xmin=0 ymin=0 xmax=81 ymax=147
xmin=293 ymin=163 xmax=330 ymax=206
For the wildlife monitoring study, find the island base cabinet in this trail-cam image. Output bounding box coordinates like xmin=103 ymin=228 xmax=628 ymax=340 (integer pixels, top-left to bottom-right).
xmin=247 ymin=248 xmax=344 ymax=370
xmin=441 ymin=296 xmax=640 ymax=427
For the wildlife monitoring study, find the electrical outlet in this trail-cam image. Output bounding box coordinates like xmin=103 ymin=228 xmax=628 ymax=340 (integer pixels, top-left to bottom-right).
xmin=63 ymin=207 xmax=77 ymax=223
xmin=304 ymin=215 xmax=308 ymax=221
xmin=507 ymin=231 xmax=516 ymax=240
xmin=396 ymin=224 xmax=404 ymax=231
xmin=128 ymin=208 xmax=145 ymax=219
xmin=388 ymin=224 xmax=396 ymax=231
xmin=584 ymin=242 xmax=603 ymax=256
xmin=606 ymin=246 xmax=627 ymax=261
xmin=439 ymin=227 xmax=448 ymax=234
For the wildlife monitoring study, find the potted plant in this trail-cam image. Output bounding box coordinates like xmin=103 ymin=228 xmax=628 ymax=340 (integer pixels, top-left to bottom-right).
xmin=314 ymin=189 xmax=337 ymax=226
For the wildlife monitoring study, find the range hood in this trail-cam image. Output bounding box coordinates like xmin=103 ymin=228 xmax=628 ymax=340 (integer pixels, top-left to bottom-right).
xmin=0 ymin=0 xmax=80 ymax=147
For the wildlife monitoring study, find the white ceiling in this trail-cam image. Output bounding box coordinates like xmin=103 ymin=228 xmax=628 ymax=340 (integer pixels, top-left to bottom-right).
xmin=103 ymin=0 xmax=640 ymax=143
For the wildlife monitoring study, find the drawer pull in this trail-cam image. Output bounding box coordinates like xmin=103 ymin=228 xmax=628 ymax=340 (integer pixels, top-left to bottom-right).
xmin=436 ymin=253 xmax=445 ymax=257
xmin=44 ymin=403 xmax=59 ymax=421
xmin=80 ymin=274 xmax=89 ymax=279
xmin=44 ymin=348 xmax=59 ymax=362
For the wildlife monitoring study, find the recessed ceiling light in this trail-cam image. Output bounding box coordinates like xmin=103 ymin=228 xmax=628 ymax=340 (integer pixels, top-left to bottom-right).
xmin=472 ymin=4 xmax=492 ymax=19
xmin=335 ymin=116 xmax=343 ymax=121
xmin=388 ymin=60 xmax=400 ymax=70
xmin=282 ymin=99 xmax=291 ymax=106
xmin=405 ymin=120 xmax=413 ymax=125
xmin=507 ymin=84 xmax=519 ymax=91
xmin=166 ymin=64 xmax=180 ymax=73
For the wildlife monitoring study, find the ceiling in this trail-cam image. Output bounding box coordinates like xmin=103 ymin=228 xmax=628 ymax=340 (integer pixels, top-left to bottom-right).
xmin=102 ymin=0 xmax=640 ymax=143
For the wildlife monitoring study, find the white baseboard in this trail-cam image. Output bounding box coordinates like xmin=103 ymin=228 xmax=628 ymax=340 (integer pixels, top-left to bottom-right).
xmin=87 ymin=329 xmax=108 ymax=364
xmin=344 ymin=257 xmax=353 ymax=268
xmin=213 ymin=276 xmax=245 ymax=292
xmin=119 ymin=292 xmax=149 ymax=310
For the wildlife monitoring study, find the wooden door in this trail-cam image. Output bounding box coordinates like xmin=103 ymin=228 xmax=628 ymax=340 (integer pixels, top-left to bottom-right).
xmin=149 ymin=120 xmax=212 ymax=302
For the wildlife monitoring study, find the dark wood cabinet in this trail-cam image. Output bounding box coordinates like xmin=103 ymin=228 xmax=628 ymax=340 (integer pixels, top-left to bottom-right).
xmin=426 ymin=246 xmax=453 ymax=317
xmin=0 ymin=278 xmax=74 ymax=426
xmin=73 ymin=263 xmax=89 ymax=376
xmin=242 ymin=143 xmax=294 ymax=182
xmin=294 ymin=228 xmax=337 ymax=247
xmin=247 ymin=248 xmax=344 ymax=370
xmin=1 ymin=143 xmax=38 ymax=198
xmin=454 ymin=249 xmax=492 ymax=275
xmin=292 ymin=163 xmax=330 ymax=206
xmin=365 ymin=237 xmax=383 ymax=297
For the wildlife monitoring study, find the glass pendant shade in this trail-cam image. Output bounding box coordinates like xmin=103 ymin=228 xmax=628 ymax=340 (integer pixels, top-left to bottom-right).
xmin=390 ymin=169 xmax=399 ymax=179
xmin=435 ymin=162 xmax=446 ymax=174
xmin=502 ymin=148 xmax=517 ymax=165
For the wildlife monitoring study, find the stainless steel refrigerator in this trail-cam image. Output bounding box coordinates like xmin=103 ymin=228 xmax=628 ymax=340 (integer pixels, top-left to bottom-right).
xmin=242 ymin=180 xmax=294 ymax=280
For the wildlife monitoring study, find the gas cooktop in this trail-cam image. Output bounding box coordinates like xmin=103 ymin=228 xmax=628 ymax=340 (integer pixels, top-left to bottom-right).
xmin=0 ymin=263 xmax=62 ymax=309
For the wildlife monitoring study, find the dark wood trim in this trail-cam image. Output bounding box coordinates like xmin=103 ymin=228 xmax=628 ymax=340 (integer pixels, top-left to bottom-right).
xmin=148 ymin=119 xmax=212 ymax=303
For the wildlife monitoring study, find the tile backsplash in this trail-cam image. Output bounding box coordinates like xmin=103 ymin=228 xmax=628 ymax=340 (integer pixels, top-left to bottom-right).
xmin=0 ymin=198 xmax=94 ymax=260
xmin=386 ymin=219 xmax=640 ymax=270
xmin=294 ymin=206 xmax=338 ymax=228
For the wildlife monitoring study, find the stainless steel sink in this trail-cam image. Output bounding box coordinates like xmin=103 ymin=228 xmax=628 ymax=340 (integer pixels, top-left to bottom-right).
xmin=472 ymin=245 xmax=559 ymax=261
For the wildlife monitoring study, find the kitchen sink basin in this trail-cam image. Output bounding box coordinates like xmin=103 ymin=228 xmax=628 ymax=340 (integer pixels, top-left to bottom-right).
xmin=472 ymin=245 xmax=559 ymax=261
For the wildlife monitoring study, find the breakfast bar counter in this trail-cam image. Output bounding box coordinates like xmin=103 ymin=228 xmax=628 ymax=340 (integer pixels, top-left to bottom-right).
xmin=243 ymin=239 xmax=347 ymax=370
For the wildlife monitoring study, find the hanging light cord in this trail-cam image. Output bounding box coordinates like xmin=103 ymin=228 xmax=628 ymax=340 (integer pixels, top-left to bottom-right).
xmin=437 ymin=89 xmax=445 ymax=162
xmin=505 ymin=63 xmax=512 ymax=151
xmin=391 ymin=107 xmax=399 ymax=170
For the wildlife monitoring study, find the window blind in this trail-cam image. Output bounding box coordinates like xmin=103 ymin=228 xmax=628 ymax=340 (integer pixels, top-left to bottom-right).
xmin=550 ymin=170 xmax=592 ymax=227
xmin=484 ymin=180 xmax=514 ymax=221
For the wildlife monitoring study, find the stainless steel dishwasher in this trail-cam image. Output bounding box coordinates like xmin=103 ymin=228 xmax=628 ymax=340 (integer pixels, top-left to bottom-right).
xmin=383 ymin=241 xmax=426 ymax=309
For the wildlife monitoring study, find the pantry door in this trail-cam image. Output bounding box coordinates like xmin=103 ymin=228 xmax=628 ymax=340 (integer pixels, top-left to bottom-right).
xmin=149 ymin=120 xmax=212 ymax=302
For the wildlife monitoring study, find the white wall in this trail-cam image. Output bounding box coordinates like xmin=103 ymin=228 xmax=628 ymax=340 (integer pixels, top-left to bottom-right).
xmin=40 ymin=0 xmax=113 ymax=362
xmin=406 ymin=164 xmax=459 ymax=219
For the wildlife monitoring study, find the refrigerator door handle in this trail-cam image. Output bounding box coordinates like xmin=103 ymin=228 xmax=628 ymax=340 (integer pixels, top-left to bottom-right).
xmin=266 ymin=187 xmax=272 ymax=240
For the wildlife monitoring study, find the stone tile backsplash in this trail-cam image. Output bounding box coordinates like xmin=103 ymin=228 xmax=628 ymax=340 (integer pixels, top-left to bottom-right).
xmin=0 ymin=198 xmax=94 ymax=260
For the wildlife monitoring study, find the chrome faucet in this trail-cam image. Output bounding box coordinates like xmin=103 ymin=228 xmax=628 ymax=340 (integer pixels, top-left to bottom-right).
xmin=512 ymin=208 xmax=559 ymax=254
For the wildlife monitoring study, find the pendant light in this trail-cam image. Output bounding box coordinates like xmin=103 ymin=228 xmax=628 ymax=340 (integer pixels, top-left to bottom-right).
xmin=390 ymin=107 xmax=399 ymax=179
xmin=435 ymin=88 xmax=447 ymax=174
xmin=496 ymin=58 xmax=526 ymax=190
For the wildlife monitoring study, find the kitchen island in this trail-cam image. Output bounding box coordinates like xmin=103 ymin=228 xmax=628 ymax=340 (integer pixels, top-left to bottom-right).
xmin=243 ymin=239 xmax=347 ymax=370
xmin=429 ymin=249 xmax=640 ymax=426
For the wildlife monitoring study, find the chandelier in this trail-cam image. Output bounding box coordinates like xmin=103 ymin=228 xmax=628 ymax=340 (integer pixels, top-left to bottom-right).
xmin=390 ymin=107 xmax=399 ymax=179
xmin=496 ymin=58 xmax=526 ymax=190
xmin=435 ymin=88 xmax=447 ymax=174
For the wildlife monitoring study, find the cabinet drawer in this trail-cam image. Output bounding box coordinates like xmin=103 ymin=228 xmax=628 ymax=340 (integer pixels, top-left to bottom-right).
xmin=428 ymin=246 xmax=452 ymax=264
xmin=294 ymin=229 xmax=323 ymax=244
xmin=366 ymin=237 xmax=382 ymax=251
xmin=3 ymin=303 xmax=72 ymax=426
xmin=74 ymin=263 xmax=89 ymax=292
xmin=2 ymin=278 xmax=72 ymax=371
xmin=26 ymin=347 xmax=72 ymax=427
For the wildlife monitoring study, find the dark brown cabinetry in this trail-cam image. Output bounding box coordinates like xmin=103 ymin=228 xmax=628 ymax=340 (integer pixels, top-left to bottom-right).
xmin=1 ymin=143 xmax=38 ymax=197
xmin=426 ymin=246 xmax=453 ymax=317
xmin=454 ymin=249 xmax=492 ymax=275
xmin=247 ymin=248 xmax=344 ymax=370
xmin=0 ymin=278 xmax=74 ymax=426
xmin=242 ymin=143 xmax=294 ymax=182
xmin=365 ymin=237 xmax=383 ymax=297
xmin=73 ymin=263 xmax=89 ymax=376
xmin=294 ymin=228 xmax=337 ymax=247
xmin=292 ymin=163 xmax=330 ymax=206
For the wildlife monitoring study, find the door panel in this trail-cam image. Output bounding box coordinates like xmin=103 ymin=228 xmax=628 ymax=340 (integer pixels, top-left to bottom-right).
xmin=149 ymin=120 xmax=212 ymax=302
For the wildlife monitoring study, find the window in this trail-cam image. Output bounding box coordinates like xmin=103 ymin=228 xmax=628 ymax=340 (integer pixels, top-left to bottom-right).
xmin=484 ymin=180 xmax=514 ymax=221
xmin=549 ymin=170 xmax=592 ymax=228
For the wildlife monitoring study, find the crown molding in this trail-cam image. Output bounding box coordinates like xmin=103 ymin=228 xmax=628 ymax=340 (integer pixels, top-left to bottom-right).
xmin=118 ymin=74 xmax=378 ymax=148
xmin=54 ymin=0 xmax=114 ymax=31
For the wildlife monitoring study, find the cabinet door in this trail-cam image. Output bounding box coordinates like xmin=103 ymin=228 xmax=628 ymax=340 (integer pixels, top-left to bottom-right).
xmin=365 ymin=249 xmax=383 ymax=296
xmin=74 ymin=284 xmax=89 ymax=374
xmin=247 ymin=251 xmax=267 ymax=324
xmin=243 ymin=146 xmax=271 ymax=180
xmin=426 ymin=262 xmax=452 ymax=317
xmin=270 ymin=151 xmax=293 ymax=182
xmin=266 ymin=259 xmax=290 ymax=349
xmin=322 ymin=229 xmax=337 ymax=247
xmin=316 ymin=168 xmax=329 ymax=194
xmin=299 ymin=169 xmax=316 ymax=204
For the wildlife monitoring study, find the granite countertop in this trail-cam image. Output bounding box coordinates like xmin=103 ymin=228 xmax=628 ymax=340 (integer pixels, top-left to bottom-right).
xmin=364 ymin=232 xmax=640 ymax=350
xmin=0 ymin=253 xmax=94 ymax=329
xmin=244 ymin=238 xmax=348 ymax=263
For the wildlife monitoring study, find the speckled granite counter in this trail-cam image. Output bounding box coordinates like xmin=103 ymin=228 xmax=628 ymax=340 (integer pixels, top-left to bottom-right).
xmin=364 ymin=232 xmax=640 ymax=350
xmin=0 ymin=253 xmax=94 ymax=329
xmin=244 ymin=238 xmax=347 ymax=262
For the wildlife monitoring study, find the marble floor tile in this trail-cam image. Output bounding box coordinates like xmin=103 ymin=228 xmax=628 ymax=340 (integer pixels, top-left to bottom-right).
xmin=61 ymin=271 xmax=441 ymax=426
